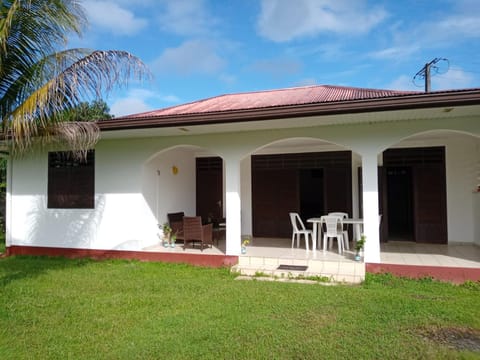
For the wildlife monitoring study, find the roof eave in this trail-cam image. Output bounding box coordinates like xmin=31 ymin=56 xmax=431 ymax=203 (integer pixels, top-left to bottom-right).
xmin=98 ymin=89 xmax=480 ymax=131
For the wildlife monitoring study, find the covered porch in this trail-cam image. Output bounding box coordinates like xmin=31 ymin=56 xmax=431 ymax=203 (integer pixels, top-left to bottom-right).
xmin=146 ymin=133 xmax=476 ymax=248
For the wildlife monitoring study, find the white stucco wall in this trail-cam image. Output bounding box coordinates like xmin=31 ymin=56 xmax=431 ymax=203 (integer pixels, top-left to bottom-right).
xmin=475 ymin=193 xmax=480 ymax=246
xmin=7 ymin=115 xmax=480 ymax=253
xmin=142 ymin=148 xmax=196 ymax=226
xmin=445 ymin=136 xmax=479 ymax=243
xmin=240 ymin=156 xmax=252 ymax=236
xmin=10 ymin=151 xmax=101 ymax=249
xmin=474 ymin=139 xmax=480 ymax=245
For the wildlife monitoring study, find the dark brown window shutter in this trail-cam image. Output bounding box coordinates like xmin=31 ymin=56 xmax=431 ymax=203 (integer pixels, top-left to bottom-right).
xmin=48 ymin=150 xmax=95 ymax=209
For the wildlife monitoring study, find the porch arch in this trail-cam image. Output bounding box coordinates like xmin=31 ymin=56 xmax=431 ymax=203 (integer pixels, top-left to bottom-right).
xmin=238 ymin=137 xmax=363 ymax=240
xmin=376 ymin=129 xmax=480 ymax=247
xmin=142 ymin=144 xmax=225 ymax=236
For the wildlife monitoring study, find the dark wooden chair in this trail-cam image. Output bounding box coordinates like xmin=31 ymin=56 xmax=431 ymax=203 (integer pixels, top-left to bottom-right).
xmin=183 ymin=216 xmax=213 ymax=251
xmin=168 ymin=212 xmax=185 ymax=241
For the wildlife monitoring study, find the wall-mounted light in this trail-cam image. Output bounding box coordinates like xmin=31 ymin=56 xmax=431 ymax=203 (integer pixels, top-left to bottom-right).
xmin=172 ymin=165 xmax=179 ymax=175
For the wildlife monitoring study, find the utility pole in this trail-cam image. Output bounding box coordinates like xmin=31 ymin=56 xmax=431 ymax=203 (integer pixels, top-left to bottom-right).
xmin=413 ymin=58 xmax=448 ymax=92
xmin=424 ymin=61 xmax=431 ymax=92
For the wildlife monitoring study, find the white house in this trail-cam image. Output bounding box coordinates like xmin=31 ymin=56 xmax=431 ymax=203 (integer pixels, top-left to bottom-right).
xmin=5 ymin=85 xmax=480 ymax=276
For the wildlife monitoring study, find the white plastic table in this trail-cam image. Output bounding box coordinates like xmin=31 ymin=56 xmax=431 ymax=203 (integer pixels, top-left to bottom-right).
xmin=307 ymin=217 xmax=363 ymax=250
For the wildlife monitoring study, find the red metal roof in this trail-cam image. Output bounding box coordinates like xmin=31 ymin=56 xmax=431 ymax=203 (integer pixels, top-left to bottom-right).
xmin=99 ymin=86 xmax=480 ymax=131
xmin=119 ymin=85 xmax=418 ymax=119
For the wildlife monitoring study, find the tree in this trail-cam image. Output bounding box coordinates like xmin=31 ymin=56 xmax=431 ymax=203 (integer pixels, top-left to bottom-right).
xmin=0 ymin=0 xmax=149 ymax=156
xmin=59 ymin=100 xmax=113 ymax=122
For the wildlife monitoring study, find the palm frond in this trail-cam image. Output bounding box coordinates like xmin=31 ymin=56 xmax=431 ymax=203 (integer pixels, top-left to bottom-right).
xmin=0 ymin=1 xmax=151 ymax=156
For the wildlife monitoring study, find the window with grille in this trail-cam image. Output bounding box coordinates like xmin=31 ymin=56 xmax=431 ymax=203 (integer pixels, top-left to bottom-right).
xmin=48 ymin=150 xmax=95 ymax=209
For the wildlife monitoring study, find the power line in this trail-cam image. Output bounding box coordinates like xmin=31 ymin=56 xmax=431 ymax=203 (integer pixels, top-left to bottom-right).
xmin=413 ymin=58 xmax=449 ymax=92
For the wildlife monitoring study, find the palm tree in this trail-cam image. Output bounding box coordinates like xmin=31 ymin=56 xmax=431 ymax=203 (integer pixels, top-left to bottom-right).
xmin=0 ymin=0 xmax=149 ymax=156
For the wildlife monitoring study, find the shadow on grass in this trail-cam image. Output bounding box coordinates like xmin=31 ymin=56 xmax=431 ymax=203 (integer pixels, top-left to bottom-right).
xmin=0 ymin=255 xmax=93 ymax=287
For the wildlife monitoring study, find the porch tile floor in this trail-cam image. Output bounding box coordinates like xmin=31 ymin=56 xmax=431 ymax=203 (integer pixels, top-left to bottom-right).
xmin=380 ymin=242 xmax=480 ymax=268
xmin=144 ymin=238 xmax=480 ymax=284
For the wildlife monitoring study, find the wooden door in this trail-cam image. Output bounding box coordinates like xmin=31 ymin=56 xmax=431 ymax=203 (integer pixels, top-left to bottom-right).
xmin=252 ymin=169 xmax=298 ymax=237
xmin=378 ymin=166 xmax=388 ymax=242
xmin=383 ymin=146 xmax=447 ymax=244
xmin=196 ymin=157 xmax=223 ymax=223
xmin=251 ymin=151 xmax=352 ymax=238
xmin=413 ymin=165 xmax=447 ymax=244
xmin=324 ymin=166 xmax=352 ymax=216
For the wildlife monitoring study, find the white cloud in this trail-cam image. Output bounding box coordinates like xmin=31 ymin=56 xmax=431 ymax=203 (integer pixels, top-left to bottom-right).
xmin=413 ymin=10 xmax=480 ymax=48
xmin=251 ymin=58 xmax=302 ymax=76
xmin=433 ymin=67 xmax=475 ymax=90
xmin=434 ymin=15 xmax=480 ymax=38
xmin=219 ymin=74 xmax=237 ymax=85
xmin=386 ymin=75 xmax=419 ymax=91
xmin=157 ymin=0 xmax=215 ymax=36
xmin=371 ymin=2 xmax=480 ymax=61
xmin=152 ymin=40 xmax=225 ymax=75
xmin=257 ymin=0 xmax=387 ymax=42
xmin=109 ymin=0 xmax=155 ymax=6
xmin=368 ymin=45 xmax=420 ymax=61
xmin=110 ymin=88 xmax=180 ymax=117
xmin=83 ymin=1 xmax=148 ymax=36
xmin=296 ymin=78 xmax=318 ymax=86
xmin=111 ymin=98 xmax=152 ymax=117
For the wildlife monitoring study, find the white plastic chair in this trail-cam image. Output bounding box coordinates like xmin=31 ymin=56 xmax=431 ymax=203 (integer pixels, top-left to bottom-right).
xmin=328 ymin=212 xmax=350 ymax=250
xmin=321 ymin=216 xmax=345 ymax=254
xmin=289 ymin=212 xmax=313 ymax=251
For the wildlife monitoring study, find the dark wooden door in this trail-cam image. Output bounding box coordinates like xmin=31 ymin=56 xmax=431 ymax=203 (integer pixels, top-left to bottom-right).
xmin=379 ymin=166 xmax=388 ymax=242
xmin=324 ymin=166 xmax=352 ymax=216
xmin=413 ymin=165 xmax=447 ymax=244
xmin=383 ymin=146 xmax=447 ymax=244
xmin=251 ymin=151 xmax=352 ymax=238
xmin=196 ymin=157 xmax=223 ymax=223
xmin=252 ymin=169 xmax=298 ymax=237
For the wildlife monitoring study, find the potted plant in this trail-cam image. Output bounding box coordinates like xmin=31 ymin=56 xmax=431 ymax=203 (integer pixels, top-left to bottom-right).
xmin=354 ymin=234 xmax=366 ymax=261
xmin=170 ymin=233 xmax=177 ymax=248
xmin=162 ymin=223 xmax=172 ymax=247
xmin=241 ymin=237 xmax=250 ymax=254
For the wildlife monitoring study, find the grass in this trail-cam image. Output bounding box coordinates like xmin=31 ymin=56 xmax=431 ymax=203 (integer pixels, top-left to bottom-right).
xmin=0 ymin=256 xmax=479 ymax=359
xmin=0 ymin=231 xmax=4 ymax=254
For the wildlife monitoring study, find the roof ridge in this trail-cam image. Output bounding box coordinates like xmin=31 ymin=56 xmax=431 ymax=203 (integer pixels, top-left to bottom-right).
xmin=115 ymin=84 xmax=431 ymax=119
xmin=202 ymin=84 xmax=413 ymax=100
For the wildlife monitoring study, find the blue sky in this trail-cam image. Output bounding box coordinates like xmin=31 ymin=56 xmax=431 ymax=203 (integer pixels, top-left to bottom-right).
xmin=71 ymin=0 xmax=480 ymax=116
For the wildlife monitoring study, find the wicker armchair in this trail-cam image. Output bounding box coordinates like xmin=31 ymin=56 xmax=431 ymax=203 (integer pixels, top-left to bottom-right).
xmin=167 ymin=212 xmax=185 ymax=241
xmin=183 ymin=216 xmax=213 ymax=251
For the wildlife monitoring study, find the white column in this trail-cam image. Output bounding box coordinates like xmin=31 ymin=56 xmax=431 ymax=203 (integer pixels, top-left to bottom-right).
xmin=5 ymin=156 xmax=12 ymax=247
xmin=361 ymin=153 xmax=380 ymax=263
xmin=224 ymin=157 xmax=241 ymax=255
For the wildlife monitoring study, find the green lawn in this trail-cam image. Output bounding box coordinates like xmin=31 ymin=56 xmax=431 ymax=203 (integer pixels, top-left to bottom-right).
xmin=0 ymin=256 xmax=479 ymax=359
xmin=0 ymin=231 xmax=4 ymax=254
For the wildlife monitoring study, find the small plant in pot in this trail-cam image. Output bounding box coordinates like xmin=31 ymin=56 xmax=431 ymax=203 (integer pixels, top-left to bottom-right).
xmin=354 ymin=234 xmax=366 ymax=261
xmin=162 ymin=223 xmax=172 ymax=247
xmin=241 ymin=237 xmax=250 ymax=254
xmin=170 ymin=233 xmax=177 ymax=248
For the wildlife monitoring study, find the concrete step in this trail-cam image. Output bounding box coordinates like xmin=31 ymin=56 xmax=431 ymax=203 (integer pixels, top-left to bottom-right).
xmin=232 ymin=256 xmax=365 ymax=284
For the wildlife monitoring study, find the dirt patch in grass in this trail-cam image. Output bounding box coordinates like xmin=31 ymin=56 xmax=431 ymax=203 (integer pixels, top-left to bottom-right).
xmin=421 ymin=327 xmax=480 ymax=352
